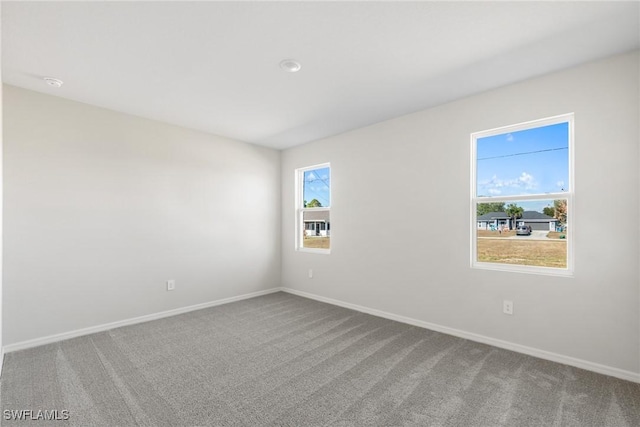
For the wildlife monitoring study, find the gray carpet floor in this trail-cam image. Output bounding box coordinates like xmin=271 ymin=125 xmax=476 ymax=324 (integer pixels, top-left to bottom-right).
xmin=1 ymin=291 xmax=639 ymax=426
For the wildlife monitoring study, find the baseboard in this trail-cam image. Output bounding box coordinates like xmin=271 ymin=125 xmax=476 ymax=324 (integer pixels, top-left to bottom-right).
xmin=281 ymin=287 xmax=640 ymax=384
xmin=3 ymin=287 xmax=283 ymax=354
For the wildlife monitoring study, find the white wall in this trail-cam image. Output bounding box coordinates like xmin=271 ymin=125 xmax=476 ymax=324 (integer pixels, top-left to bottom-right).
xmin=0 ymin=2 xmax=4 ymax=373
xmin=281 ymin=51 xmax=640 ymax=376
xmin=3 ymin=85 xmax=281 ymax=345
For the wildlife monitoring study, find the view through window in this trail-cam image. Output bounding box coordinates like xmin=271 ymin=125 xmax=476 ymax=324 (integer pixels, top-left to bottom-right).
xmin=472 ymin=115 xmax=573 ymax=274
xmin=297 ymin=164 xmax=331 ymax=252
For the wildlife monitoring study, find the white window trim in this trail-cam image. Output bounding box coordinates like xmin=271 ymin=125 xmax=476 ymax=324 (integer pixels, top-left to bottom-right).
xmin=295 ymin=162 xmax=331 ymax=254
xmin=470 ymin=113 xmax=574 ymax=277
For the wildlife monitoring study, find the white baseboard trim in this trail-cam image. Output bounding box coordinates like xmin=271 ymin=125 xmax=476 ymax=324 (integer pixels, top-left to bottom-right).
xmin=281 ymin=287 xmax=640 ymax=384
xmin=3 ymin=287 xmax=283 ymax=354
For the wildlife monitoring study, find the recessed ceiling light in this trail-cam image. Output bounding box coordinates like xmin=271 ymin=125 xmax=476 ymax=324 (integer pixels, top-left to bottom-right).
xmin=43 ymin=77 xmax=64 ymax=88
xmin=279 ymin=59 xmax=301 ymax=73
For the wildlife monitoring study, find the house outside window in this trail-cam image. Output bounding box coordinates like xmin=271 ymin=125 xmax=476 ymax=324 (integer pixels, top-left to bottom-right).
xmin=296 ymin=163 xmax=331 ymax=253
xmin=471 ymin=114 xmax=573 ymax=275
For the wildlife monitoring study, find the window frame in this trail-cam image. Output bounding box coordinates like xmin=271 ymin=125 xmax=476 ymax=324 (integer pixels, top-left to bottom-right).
xmin=295 ymin=162 xmax=331 ymax=254
xmin=470 ymin=113 xmax=574 ymax=276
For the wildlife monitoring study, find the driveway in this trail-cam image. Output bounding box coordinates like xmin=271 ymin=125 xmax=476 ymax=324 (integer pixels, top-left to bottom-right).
xmin=508 ymin=230 xmax=552 ymax=240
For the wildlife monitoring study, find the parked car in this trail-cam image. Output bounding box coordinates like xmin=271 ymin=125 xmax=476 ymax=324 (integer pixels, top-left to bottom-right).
xmin=516 ymin=225 xmax=532 ymax=236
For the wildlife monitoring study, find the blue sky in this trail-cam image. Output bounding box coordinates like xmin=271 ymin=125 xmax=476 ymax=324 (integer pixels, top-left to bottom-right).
xmin=303 ymin=167 xmax=330 ymax=207
xmin=477 ymin=122 xmax=568 ymax=212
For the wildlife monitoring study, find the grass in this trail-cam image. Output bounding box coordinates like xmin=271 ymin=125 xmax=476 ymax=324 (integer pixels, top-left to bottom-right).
xmin=303 ymin=237 xmax=330 ymax=249
xmin=477 ymin=230 xmax=516 ymax=238
xmin=546 ymin=231 xmax=567 ymax=239
xmin=477 ymin=239 xmax=567 ymax=268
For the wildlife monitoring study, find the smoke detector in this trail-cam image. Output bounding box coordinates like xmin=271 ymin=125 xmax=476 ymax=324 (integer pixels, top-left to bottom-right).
xmin=279 ymin=59 xmax=302 ymax=73
xmin=43 ymin=77 xmax=64 ymax=88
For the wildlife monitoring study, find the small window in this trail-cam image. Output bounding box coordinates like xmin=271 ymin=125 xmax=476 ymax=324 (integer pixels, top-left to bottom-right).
xmin=296 ymin=163 xmax=330 ymax=253
xmin=471 ymin=114 xmax=573 ymax=275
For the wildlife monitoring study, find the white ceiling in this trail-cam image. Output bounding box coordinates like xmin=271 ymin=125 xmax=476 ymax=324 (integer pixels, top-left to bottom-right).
xmin=3 ymin=1 xmax=639 ymax=150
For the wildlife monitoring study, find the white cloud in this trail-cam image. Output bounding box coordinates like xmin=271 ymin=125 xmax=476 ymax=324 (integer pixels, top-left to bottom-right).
xmin=556 ymin=180 xmax=565 ymax=189
xmin=479 ymin=171 xmax=537 ymax=195
xmin=518 ymin=172 xmax=534 ymax=187
xmin=307 ymin=172 xmax=316 ymax=180
xmin=506 ymin=133 xmax=514 ymax=142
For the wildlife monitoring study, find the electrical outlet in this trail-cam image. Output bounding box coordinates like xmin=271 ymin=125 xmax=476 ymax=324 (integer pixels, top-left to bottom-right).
xmin=167 ymin=280 xmax=176 ymax=291
xmin=503 ymin=300 xmax=513 ymax=315
xmin=308 ymin=269 xmax=313 ymax=279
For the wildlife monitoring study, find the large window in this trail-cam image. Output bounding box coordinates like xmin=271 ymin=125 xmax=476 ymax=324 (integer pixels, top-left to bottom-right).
xmin=471 ymin=114 xmax=573 ymax=275
xmin=296 ymin=163 xmax=331 ymax=253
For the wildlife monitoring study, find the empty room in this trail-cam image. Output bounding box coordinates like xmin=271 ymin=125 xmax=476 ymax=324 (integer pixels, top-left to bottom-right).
xmin=0 ymin=1 xmax=639 ymax=426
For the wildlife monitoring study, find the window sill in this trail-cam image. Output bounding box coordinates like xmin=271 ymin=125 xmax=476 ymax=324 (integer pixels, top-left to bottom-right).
xmin=472 ymin=261 xmax=573 ymax=277
xmin=297 ymin=247 xmax=331 ymax=255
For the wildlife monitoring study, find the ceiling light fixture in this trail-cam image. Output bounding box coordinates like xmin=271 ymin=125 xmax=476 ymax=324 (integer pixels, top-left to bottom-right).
xmin=43 ymin=77 xmax=64 ymax=88
xmin=279 ymin=59 xmax=301 ymax=73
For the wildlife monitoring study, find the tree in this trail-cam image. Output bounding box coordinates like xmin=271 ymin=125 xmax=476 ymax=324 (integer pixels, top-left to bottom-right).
xmin=477 ymin=202 xmax=505 ymax=216
xmin=306 ymin=199 xmax=322 ymax=208
xmin=505 ymin=203 xmax=524 ymax=230
xmin=553 ymin=199 xmax=567 ymax=225
xmin=543 ymin=206 xmax=555 ymax=217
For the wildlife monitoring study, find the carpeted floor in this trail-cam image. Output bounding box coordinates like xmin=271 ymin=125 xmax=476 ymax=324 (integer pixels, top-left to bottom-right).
xmin=1 ymin=291 xmax=639 ymax=426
